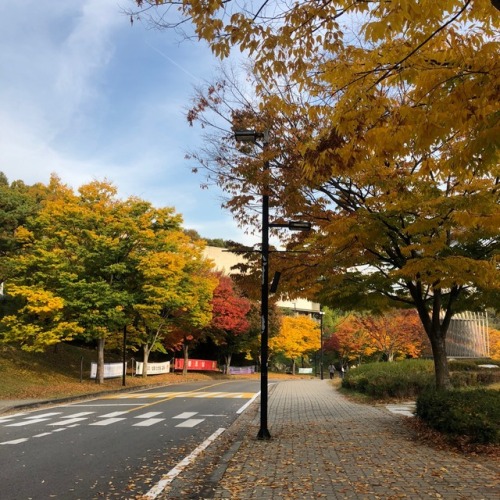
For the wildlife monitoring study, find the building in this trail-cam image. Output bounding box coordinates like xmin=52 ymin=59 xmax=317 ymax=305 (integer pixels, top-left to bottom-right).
xmin=203 ymin=246 xmax=320 ymax=316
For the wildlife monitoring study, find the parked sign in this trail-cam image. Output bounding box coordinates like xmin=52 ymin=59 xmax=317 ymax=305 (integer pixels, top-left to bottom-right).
xmin=298 ymin=368 xmax=313 ymax=374
xmin=90 ymin=362 xmax=125 ymax=379
xmin=174 ymin=358 xmax=218 ymax=371
xmin=135 ymin=361 xmax=170 ymax=375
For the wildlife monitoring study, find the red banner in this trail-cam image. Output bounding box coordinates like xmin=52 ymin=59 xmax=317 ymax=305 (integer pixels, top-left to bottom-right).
xmin=174 ymin=358 xmax=218 ymax=371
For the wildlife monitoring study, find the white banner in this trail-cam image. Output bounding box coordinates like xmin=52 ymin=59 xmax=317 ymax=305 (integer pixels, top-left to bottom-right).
xmin=298 ymin=367 xmax=313 ymax=374
xmin=90 ymin=362 xmax=125 ymax=379
xmin=135 ymin=361 xmax=170 ymax=375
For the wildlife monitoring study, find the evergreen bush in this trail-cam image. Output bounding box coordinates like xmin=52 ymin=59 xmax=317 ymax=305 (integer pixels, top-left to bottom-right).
xmin=341 ymin=360 xmax=434 ymax=398
xmin=416 ymin=389 xmax=500 ymax=444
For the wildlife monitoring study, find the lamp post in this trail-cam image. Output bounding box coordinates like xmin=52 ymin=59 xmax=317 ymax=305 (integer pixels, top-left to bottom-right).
xmin=234 ymin=129 xmax=271 ymax=440
xmin=319 ymin=310 xmax=325 ymax=380
xmin=234 ymin=129 xmax=311 ymax=440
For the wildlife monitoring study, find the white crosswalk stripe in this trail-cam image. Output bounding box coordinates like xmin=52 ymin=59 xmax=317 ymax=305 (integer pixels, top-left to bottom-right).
xmin=6 ymin=418 xmax=51 ymax=427
xmin=101 ymin=411 xmax=128 ymax=418
xmin=26 ymin=412 xmax=62 ymax=419
xmin=48 ymin=417 xmax=89 ymax=426
xmin=133 ymin=418 xmax=165 ymax=427
xmin=176 ymin=418 xmax=205 ymax=428
xmin=1 ymin=438 xmax=29 ymax=445
xmin=90 ymin=417 xmax=126 ymax=426
xmin=173 ymin=412 xmax=198 ymax=419
xmin=61 ymin=412 xmax=94 ymax=418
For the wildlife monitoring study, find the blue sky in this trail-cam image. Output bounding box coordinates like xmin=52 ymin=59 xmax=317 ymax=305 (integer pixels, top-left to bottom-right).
xmin=0 ymin=0 xmax=257 ymax=245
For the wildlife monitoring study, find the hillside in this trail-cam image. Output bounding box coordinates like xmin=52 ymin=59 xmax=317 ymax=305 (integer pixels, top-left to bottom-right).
xmin=0 ymin=344 xmax=223 ymax=401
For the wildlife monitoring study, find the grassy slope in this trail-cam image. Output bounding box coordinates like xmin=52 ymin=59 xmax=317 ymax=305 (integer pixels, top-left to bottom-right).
xmin=0 ymin=344 xmax=236 ymax=400
xmin=0 ymin=344 xmax=300 ymax=401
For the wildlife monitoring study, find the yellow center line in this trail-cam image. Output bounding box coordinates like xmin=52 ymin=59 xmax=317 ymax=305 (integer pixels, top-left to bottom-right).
xmin=121 ymin=380 xmax=234 ymax=414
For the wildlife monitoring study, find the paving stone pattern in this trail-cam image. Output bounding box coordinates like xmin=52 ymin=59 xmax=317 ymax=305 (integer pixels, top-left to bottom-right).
xmin=163 ymin=379 xmax=499 ymax=500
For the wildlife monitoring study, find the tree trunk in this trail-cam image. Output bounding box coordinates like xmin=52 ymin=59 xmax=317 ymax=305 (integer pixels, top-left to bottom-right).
xmin=292 ymin=359 xmax=296 ymax=375
xmin=142 ymin=343 xmax=150 ymax=378
xmin=428 ymin=328 xmax=451 ymax=389
xmin=225 ymin=353 xmax=232 ymax=375
xmin=96 ymin=336 xmax=105 ymax=384
xmin=182 ymin=343 xmax=189 ymax=376
xmin=410 ymin=285 xmax=455 ymax=390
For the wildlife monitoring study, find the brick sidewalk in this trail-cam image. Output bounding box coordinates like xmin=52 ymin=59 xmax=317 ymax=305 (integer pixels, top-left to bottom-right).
xmin=163 ymin=379 xmax=499 ymax=499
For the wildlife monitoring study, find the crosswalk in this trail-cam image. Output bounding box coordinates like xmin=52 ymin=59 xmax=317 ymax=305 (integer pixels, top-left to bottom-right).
xmin=0 ymin=409 xmax=216 ymax=446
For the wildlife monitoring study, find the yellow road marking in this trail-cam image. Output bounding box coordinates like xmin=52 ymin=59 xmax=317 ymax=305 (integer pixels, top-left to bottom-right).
xmin=103 ymin=381 xmax=254 ymax=414
xmin=104 ymin=392 xmax=256 ymax=399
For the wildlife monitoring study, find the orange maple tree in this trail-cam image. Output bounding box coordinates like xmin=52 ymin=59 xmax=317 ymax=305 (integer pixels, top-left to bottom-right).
xmin=489 ymin=328 xmax=500 ymax=360
xmin=325 ymin=314 xmax=376 ymax=366
xmin=355 ymin=310 xmax=425 ymax=362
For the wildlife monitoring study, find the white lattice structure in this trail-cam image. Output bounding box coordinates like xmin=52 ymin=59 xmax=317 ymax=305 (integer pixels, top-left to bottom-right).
xmin=446 ymin=311 xmax=490 ymax=358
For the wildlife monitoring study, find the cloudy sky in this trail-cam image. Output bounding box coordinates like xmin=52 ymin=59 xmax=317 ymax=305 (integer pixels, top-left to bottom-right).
xmin=0 ymin=0 xmax=258 ymax=245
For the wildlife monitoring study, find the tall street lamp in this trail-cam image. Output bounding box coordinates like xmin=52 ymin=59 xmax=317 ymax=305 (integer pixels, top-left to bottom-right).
xmin=234 ymin=129 xmax=271 ymax=439
xmin=234 ymin=129 xmax=310 ymax=440
xmin=319 ymin=310 xmax=325 ymax=380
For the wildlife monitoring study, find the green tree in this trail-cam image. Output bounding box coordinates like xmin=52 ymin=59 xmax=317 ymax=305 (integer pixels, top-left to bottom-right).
xmin=131 ymin=223 xmax=217 ymax=377
xmin=0 ymin=173 xmax=42 ymax=287
xmin=3 ymin=177 xmax=139 ymax=382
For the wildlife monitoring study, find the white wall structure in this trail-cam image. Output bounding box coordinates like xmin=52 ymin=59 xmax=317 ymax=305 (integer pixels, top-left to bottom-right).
xmin=203 ymin=246 xmax=320 ymax=316
xmin=446 ymin=311 xmax=490 ymax=358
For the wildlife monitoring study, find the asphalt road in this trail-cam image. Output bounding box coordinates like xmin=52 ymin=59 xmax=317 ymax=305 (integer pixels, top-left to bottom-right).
xmin=0 ymin=379 xmax=260 ymax=499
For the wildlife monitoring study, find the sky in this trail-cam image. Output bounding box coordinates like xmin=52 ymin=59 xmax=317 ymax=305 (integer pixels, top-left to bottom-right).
xmin=0 ymin=0 xmax=258 ymax=246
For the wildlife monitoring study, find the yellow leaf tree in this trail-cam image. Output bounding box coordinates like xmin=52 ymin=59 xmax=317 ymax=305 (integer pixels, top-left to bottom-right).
xmin=0 ymin=285 xmax=83 ymax=351
xmin=270 ymin=315 xmax=319 ymax=374
xmin=141 ymin=1 xmax=499 ymax=390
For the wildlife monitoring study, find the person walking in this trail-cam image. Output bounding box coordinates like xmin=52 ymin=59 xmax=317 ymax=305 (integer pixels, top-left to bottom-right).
xmin=328 ymin=363 xmax=336 ymax=379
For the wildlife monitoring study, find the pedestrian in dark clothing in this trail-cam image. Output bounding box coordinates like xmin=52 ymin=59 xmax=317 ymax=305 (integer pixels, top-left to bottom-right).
xmin=328 ymin=364 xmax=336 ymax=379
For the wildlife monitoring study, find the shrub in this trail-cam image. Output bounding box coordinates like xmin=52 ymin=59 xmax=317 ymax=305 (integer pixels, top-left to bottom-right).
xmin=416 ymin=389 xmax=500 ymax=444
xmin=450 ymin=359 xmax=500 ymax=388
xmin=341 ymin=360 xmax=435 ymax=399
xmin=448 ymin=359 xmax=479 ymax=371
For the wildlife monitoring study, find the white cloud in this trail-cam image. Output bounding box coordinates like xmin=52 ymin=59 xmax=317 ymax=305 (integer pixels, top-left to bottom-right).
xmin=0 ymin=0 xmax=251 ymax=243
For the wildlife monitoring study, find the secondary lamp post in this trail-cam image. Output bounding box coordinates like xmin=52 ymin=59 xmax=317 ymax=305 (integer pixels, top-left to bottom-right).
xmin=319 ymin=310 xmax=325 ymax=380
xmin=234 ymin=129 xmax=311 ymax=440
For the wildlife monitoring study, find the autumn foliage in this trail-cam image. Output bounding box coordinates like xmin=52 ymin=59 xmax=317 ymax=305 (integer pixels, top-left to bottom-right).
xmin=328 ymin=310 xmax=425 ymax=364
xmin=270 ymin=315 xmax=319 ymax=373
xmin=207 ymin=273 xmax=252 ymax=371
xmin=140 ymin=0 xmax=499 ymax=390
xmin=489 ymin=328 xmax=500 ymax=360
xmin=0 ymin=175 xmax=216 ymax=382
